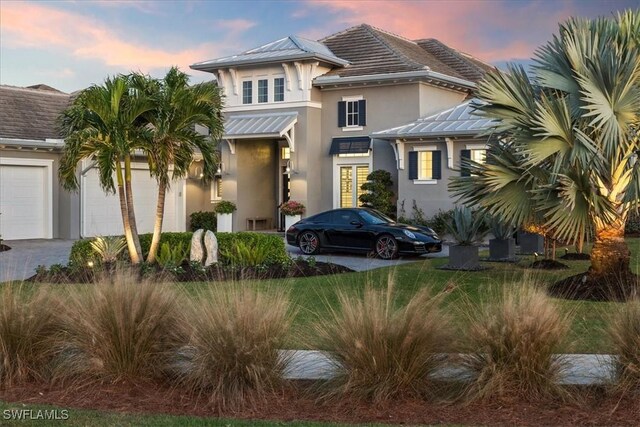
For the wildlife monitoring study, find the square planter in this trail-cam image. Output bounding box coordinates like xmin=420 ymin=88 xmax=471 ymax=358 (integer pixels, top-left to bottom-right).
xmin=517 ymin=232 xmax=544 ymax=254
xmin=216 ymin=213 xmax=233 ymax=233
xmin=285 ymin=214 xmax=301 ymax=231
xmin=489 ymin=238 xmax=516 ymax=260
xmin=449 ymin=245 xmax=480 ymax=269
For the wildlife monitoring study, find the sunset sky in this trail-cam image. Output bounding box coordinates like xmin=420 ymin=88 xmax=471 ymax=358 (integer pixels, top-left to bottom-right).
xmin=0 ymin=0 xmax=636 ymax=93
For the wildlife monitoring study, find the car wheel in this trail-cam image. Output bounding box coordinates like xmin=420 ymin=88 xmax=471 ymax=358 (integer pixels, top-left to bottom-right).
xmin=298 ymin=231 xmax=320 ymax=255
xmin=375 ymin=235 xmax=398 ymax=260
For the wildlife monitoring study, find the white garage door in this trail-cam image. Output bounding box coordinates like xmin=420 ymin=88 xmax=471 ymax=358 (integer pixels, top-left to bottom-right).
xmin=82 ymin=164 xmax=185 ymax=237
xmin=0 ymin=159 xmax=52 ymax=240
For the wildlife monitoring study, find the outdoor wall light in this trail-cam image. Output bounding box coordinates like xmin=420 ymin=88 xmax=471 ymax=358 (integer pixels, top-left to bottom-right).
xmin=216 ymin=163 xmax=222 ymax=175
xmin=285 ymin=159 xmax=298 ymax=175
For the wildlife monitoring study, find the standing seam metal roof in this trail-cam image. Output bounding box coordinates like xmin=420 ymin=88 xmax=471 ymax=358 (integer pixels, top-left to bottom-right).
xmin=372 ymin=100 xmax=496 ymax=139
xmin=222 ymin=112 xmax=298 ymax=138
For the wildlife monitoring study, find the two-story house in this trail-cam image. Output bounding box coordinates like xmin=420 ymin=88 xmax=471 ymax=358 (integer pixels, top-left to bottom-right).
xmin=190 ymin=24 xmax=495 ymax=230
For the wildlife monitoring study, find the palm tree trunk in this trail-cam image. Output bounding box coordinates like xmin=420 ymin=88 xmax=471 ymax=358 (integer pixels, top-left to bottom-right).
xmin=146 ymin=180 xmax=167 ymax=264
xmin=116 ymin=160 xmax=140 ymax=264
xmin=124 ymin=154 xmax=143 ymax=262
xmin=590 ymin=218 xmax=631 ymax=276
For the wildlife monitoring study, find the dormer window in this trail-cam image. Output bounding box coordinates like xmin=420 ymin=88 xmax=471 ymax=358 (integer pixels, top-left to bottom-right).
xmin=242 ymin=81 xmax=252 ymax=104
xmin=258 ymin=79 xmax=268 ymax=103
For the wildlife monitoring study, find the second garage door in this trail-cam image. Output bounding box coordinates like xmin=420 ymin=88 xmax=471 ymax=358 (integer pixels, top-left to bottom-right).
xmin=81 ymin=164 xmax=185 ymax=237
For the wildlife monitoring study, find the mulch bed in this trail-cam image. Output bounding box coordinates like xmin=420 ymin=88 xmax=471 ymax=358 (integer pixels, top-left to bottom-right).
xmin=560 ymin=253 xmax=591 ymax=261
xmin=527 ymin=259 xmax=570 ymax=270
xmin=548 ymin=272 xmax=640 ymax=302
xmin=0 ymin=244 xmax=11 ymax=253
xmin=1 ymin=381 xmax=638 ymax=426
xmin=27 ymin=260 xmax=354 ymax=284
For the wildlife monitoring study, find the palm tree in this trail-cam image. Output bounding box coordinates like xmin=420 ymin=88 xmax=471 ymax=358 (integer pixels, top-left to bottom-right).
xmin=450 ymin=11 xmax=640 ymax=280
xmin=131 ymin=67 xmax=224 ymax=263
xmin=59 ymin=75 xmax=152 ymax=264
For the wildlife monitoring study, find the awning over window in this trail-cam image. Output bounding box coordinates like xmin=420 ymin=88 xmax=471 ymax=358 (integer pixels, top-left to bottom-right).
xmin=223 ymin=112 xmax=297 ymax=139
xmin=329 ymin=136 xmax=371 ymax=155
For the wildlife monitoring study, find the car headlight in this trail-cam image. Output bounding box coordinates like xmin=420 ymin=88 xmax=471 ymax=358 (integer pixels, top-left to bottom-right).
xmin=403 ymin=230 xmax=416 ymax=239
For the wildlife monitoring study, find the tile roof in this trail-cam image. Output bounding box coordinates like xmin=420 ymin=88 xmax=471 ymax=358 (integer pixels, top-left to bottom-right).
xmin=415 ymin=39 xmax=495 ymax=82
xmin=320 ymin=24 xmax=464 ymax=79
xmin=191 ymin=35 xmax=348 ymax=71
xmin=373 ymin=100 xmax=496 ymax=139
xmin=0 ymin=85 xmax=70 ymax=141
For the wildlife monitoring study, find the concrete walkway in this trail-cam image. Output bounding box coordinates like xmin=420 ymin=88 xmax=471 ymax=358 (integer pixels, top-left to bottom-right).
xmin=0 ymin=239 xmax=74 ymax=282
xmin=281 ymin=350 xmax=616 ymax=385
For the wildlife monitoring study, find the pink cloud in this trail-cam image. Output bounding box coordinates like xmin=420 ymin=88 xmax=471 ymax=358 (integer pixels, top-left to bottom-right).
xmin=0 ymin=2 xmax=224 ymax=72
xmin=214 ymin=18 xmax=257 ymax=33
xmin=304 ymin=0 xmax=576 ymax=62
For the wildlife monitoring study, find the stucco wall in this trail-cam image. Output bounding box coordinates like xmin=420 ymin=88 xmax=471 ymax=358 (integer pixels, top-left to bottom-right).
xmin=185 ymin=178 xmax=211 ymax=230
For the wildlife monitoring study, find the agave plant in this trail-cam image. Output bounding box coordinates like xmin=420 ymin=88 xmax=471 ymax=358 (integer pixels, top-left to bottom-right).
xmin=90 ymin=236 xmax=127 ymax=263
xmin=444 ymin=206 xmax=487 ymax=246
xmin=489 ymin=217 xmax=515 ymax=241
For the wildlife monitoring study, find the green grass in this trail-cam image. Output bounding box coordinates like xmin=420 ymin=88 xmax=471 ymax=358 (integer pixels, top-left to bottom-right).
xmin=0 ymin=401 xmax=416 ymax=427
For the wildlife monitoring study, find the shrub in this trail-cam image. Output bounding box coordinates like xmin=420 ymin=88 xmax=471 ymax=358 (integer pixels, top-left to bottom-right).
xmin=213 ymin=200 xmax=236 ymax=214
xmin=358 ymin=170 xmax=395 ymax=218
xmin=215 ymin=232 xmax=289 ymax=266
xmin=445 ymin=206 xmax=487 ymax=245
xmin=178 ymin=285 xmax=294 ymax=409
xmin=607 ymin=300 xmax=640 ymax=392
xmin=626 ymin=211 xmax=640 ymax=235
xmin=156 ymin=242 xmax=189 ymax=268
xmin=0 ymin=285 xmax=61 ymax=385
xmin=489 ymin=216 xmax=515 ymax=240
xmin=280 ymin=200 xmax=305 ymax=216
xmin=424 ymin=209 xmax=455 ymax=235
xmin=90 ymin=236 xmax=127 ymax=263
xmin=220 ymin=239 xmax=270 ymax=267
xmin=462 ymin=286 xmax=572 ymax=402
xmin=53 ymin=270 xmax=181 ymax=382
xmin=189 ymin=211 xmax=217 ymax=232
xmin=313 ymin=274 xmax=453 ymax=402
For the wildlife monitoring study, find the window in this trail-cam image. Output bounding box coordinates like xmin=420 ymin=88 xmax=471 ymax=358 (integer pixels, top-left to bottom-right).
xmin=258 ymin=79 xmax=268 ymax=103
xmin=242 ymin=81 xmax=252 ymax=104
xmin=418 ymin=151 xmax=433 ymax=180
xmin=338 ymin=99 xmax=366 ymax=128
xmin=470 ymin=149 xmax=486 ymax=164
xmin=274 ymin=77 xmax=284 ymax=102
xmin=211 ymin=177 xmax=222 ymax=201
xmin=461 ymin=148 xmax=487 ymax=177
xmin=340 ymin=165 xmax=369 ymax=208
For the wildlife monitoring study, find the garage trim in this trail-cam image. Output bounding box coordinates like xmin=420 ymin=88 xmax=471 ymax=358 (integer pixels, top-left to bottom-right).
xmin=0 ymin=157 xmax=54 ymax=239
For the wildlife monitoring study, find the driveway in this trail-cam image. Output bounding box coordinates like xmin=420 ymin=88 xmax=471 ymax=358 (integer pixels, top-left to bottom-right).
xmin=286 ymin=242 xmax=448 ymax=272
xmin=0 ymin=239 xmax=75 ymax=282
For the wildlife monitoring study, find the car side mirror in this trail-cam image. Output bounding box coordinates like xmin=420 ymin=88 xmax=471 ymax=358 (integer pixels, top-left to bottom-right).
xmin=350 ymin=220 xmax=363 ymax=227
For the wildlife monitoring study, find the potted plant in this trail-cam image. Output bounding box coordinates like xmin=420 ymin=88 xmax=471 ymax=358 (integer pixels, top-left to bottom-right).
xmin=444 ymin=206 xmax=487 ymax=269
xmin=488 ymin=217 xmax=516 ymax=261
xmin=280 ymin=200 xmax=305 ymax=230
xmin=214 ymin=201 xmax=236 ymax=233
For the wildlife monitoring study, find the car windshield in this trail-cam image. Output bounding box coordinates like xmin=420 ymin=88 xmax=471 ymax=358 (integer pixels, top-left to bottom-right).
xmin=359 ymin=210 xmax=394 ymax=225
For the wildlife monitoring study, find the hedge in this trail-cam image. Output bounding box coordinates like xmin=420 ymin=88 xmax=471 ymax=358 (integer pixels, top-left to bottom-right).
xmin=69 ymin=232 xmax=289 ymax=266
xmin=190 ymin=211 xmax=217 ymax=232
xmin=626 ymin=211 xmax=640 ymax=235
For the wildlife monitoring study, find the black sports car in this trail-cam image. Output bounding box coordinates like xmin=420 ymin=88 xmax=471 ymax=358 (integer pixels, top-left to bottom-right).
xmin=285 ymin=208 xmax=442 ymax=259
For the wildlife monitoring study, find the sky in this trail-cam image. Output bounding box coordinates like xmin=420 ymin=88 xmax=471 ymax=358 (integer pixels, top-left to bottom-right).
xmin=0 ymin=0 xmax=636 ymax=93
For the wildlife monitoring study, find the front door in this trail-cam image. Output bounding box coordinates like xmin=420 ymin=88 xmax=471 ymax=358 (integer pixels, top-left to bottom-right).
xmin=339 ymin=165 xmax=369 ymax=208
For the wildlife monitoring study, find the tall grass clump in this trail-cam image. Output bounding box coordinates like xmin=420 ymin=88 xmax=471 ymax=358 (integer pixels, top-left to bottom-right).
xmin=0 ymin=284 xmax=61 ymax=386
xmin=54 ymin=271 xmax=181 ymax=383
xmin=178 ymin=285 xmax=294 ymax=409
xmin=607 ymin=299 xmax=640 ymax=393
xmin=313 ymin=274 xmax=453 ymax=402
xmin=463 ymin=285 xmax=573 ymax=402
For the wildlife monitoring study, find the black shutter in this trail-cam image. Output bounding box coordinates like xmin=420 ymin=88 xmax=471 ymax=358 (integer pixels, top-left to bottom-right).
xmin=338 ymin=101 xmax=346 ymax=127
xmin=358 ymin=99 xmax=366 ymax=126
xmin=432 ymin=150 xmax=442 ymax=180
xmin=408 ymin=151 xmax=418 ymax=180
xmin=460 ymin=149 xmax=471 ymax=177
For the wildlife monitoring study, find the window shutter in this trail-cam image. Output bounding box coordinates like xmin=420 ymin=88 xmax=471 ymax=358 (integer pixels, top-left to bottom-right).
xmin=432 ymin=150 xmax=442 ymax=180
xmin=408 ymin=151 xmax=418 ymax=180
xmin=358 ymin=99 xmax=366 ymax=126
xmin=338 ymin=101 xmax=346 ymax=127
xmin=460 ymin=149 xmax=471 ymax=177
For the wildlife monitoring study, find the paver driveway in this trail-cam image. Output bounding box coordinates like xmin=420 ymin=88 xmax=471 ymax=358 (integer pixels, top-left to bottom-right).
xmin=0 ymin=239 xmax=75 ymax=282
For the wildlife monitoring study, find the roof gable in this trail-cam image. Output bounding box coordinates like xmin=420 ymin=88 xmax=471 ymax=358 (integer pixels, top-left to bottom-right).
xmin=0 ymin=85 xmax=70 ymax=141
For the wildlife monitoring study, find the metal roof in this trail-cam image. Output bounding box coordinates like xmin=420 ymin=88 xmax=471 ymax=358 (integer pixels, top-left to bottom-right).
xmin=372 ymin=100 xmax=496 ymax=139
xmin=191 ymin=36 xmax=349 ymax=71
xmin=223 ymin=112 xmax=298 ymax=139
xmin=329 ymin=136 xmax=371 ymax=155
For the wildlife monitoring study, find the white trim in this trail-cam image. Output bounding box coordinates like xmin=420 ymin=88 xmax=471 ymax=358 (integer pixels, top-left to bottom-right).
xmin=332 ymin=154 xmax=373 ymax=209
xmin=412 ymin=145 xmax=437 ymax=152
xmin=294 ymin=61 xmax=304 ymax=90
xmin=224 ymin=101 xmax=322 ymax=112
xmin=465 ymin=143 xmax=489 ymax=150
xmin=341 ymin=95 xmax=363 ymax=101
xmin=0 ymin=157 xmax=54 ymax=239
xmin=445 ymin=138 xmax=454 ymax=169
xmin=228 ymin=68 xmax=238 ymax=95
xmin=412 ymin=179 xmax=437 ymax=185
xmin=282 ymin=63 xmax=292 ymax=91
xmin=342 ymin=126 xmax=363 ymax=132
